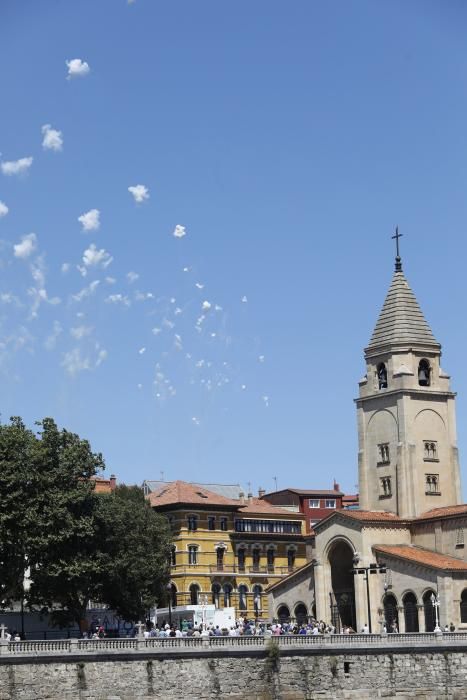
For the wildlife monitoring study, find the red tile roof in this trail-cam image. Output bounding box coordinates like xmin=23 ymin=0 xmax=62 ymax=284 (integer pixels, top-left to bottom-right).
xmin=238 ymin=497 xmax=303 ymax=517
xmin=262 ymin=487 xmax=344 ymax=497
xmin=373 ymin=544 xmax=467 ymax=571
xmin=414 ymin=504 xmax=467 ymax=521
xmin=341 ymin=510 xmax=404 ymax=522
xmin=148 ymin=480 xmax=237 ymax=508
xmin=148 ymin=481 xmax=304 ymax=517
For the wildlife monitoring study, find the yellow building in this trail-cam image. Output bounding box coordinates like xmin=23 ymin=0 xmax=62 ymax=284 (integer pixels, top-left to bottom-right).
xmin=148 ymin=480 xmax=306 ymax=620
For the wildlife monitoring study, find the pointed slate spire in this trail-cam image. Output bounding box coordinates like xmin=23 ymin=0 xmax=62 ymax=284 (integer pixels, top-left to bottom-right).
xmin=367 ymin=269 xmax=439 ymax=350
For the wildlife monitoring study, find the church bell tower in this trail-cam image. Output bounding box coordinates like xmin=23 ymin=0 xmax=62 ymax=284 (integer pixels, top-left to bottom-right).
xmin=356 ymin=233 xmax=462 ymax=518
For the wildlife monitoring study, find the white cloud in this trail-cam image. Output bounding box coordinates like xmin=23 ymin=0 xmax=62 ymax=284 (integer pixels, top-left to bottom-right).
xmin=70 ymin=325 xmax=93 ymax=340
xmin=126 ymin=271 xmax=139 ymax=283
xmin=241 ymin=295 xmax=248 ymax=303
xmin=152 ymin=327 xmax=161 ymax=335
xmin=61 ymin=343 xmax=107 ymax=376
xmin=173 ymin=224 xmax=186 ymax=238
xmin=0 ymin=292 xmax=21 ymax=306
xmin=66 ymin=58 xmax=90 ymax=79
xmin=1 ymin=156 xmax=33 ymax=176
xmin=105 ymin=276 xmax=116 ymax=284
xmin=202 ymin=300 xmax=211 ymax=311
xmin=105 ymin=294 xmax=131 ymax=307
xmin=82 ymin=243 xmax=113 ymax=268
xmin=44 ymin=321 xmax=63 ymax=350
xmin=72 ymin=279 xmax=100 ymax=303
xmin=78 ymin=208 xmax=100 ymax=232
xmin=134 ymin=291 xmax=154 ymax=301
xmin=61 ymin=262 xmax=70 ymax=273
xmin=195 ymin=282 xmax=204 ymax=289
xmin=258 ymin=355 xmax=265 ymax=363
xmin=41 ymin=124 xmax=63 ymax=151
xmin=138 ymin=347 xmax=146 ymax=354
xmin=128 ymin=184 xmax=149 ymax=203
xmin=14 ymin=233 xmax=37 ymax=259
xmin=0 ymin=201 xmax=9 ymax=217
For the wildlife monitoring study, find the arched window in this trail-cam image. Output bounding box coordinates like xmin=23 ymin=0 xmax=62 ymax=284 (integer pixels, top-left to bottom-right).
xmin=423 ymin=590 xmax=436 ymax=632
xmin=294 ymin=603 xmax=308 ymax=626
xmin=237 ymin=547 xmax=246 ymax=572
xmin=223 ymin=583 xmax=232 ymax=608
xmin=253 ymin=584 xmax=263 ymax=613
xmin=277 ymin=604 xmax=290 ymax=623
xmin=383 ymin=593 xmax=399 ymax=632
xmin=418 ymin=359 xmax=431 ymax=387
xmin=267 ymin=548 xmax=275 ymax=572
xmin=377 ymin=362 xmax=388 ymax=390
xmin=189 ymin=583 xmax=200 ymax=605
xmin=238 ymin=584 xmax=248 ymax=611
xmin=403 ymin=592 xmax=419 ymax=632
xmin=212 ymin=583 xmax=221 ymax=609
xmin=460 ymin=590 xmax=467 ymax=624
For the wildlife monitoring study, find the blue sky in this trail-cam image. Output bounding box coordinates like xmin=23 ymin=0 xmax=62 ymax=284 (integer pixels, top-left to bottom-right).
xmin=1 ymin=1 xmax=467 ymax=496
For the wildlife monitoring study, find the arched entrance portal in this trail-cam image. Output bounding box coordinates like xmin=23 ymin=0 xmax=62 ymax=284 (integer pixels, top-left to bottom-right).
xmin=328 ymin=540 xmax=356 ymax=632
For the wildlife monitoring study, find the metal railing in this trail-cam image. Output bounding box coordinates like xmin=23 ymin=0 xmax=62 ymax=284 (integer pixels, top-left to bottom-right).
xmin=2 ymin=632 xmax=467 ymax=656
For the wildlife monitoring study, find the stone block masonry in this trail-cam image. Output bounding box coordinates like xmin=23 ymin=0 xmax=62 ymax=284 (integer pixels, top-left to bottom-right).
xmin=1 ymin=641 xmax=467 ymax=699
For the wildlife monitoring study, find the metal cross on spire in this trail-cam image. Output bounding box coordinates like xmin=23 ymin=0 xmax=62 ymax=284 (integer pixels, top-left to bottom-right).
xmin=391 ymin=226 xmax=403 ymax=271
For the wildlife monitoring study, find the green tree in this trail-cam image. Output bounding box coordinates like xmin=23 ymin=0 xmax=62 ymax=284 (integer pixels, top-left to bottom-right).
xmin=0 ymin=417 xmax=36 ymax=607
xmin=96 ymin=485 xmax=172 ymax=622
xmin=25 ymin=418 xmax=105 ymax=629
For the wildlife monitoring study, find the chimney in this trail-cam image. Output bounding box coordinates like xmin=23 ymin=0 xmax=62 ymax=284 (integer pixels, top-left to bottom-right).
xmin=333 ymin=479 xmax=340 ymax=492
xmin=110 ymin=474 xmax=117 ymax=491
xmin=258 ymin=487 xmax=266 ymax=498
xmin=247 ymin=492 xmax=253 ymax=504
xmin=239 ymin=491 xmax=245 ymax=505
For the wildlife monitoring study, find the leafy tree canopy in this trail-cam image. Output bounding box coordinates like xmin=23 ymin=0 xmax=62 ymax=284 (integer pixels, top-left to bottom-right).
xmin=0 ymin=416 xmax=171 ymax=628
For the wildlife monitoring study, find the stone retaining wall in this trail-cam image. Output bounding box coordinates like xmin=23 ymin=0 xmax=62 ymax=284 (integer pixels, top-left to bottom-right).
xmin=1 ymin=644 xmax=467 ymax=699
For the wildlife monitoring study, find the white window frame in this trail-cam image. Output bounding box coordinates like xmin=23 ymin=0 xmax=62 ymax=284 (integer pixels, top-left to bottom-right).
xmin=309 ymin=499 xmax=320 ymax=508
xmin=325 ymin=499 xmax=336 ymax=509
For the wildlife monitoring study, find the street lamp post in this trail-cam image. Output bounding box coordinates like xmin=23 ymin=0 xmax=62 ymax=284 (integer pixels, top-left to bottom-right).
xmin=351 ymin=563 xmax=387 ymax=633
xmin=431 ymin=593 xmax=441 ymax=632
xmin=200 ymin=594 xmax=208 ymax=630
xmin=166 ymin=583 xmax=173 ymax=627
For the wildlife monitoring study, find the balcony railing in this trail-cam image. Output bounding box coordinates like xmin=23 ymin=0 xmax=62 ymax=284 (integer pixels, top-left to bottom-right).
xmin=234 ymin=519 xmax=302 ymax=534
xmin=169 ymin=564 xmax=297 ymax=576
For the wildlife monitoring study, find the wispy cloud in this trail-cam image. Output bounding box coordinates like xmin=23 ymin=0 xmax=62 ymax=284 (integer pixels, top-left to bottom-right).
xmin=66 ymin=58 xmax=90 ymax=79
xmin=61 ymin=342 xmax=107 ymax=376
xmin=0 ymin=201 xmax=8 ymax=217
xmin=126 ymin=271 xmax=139 ymax=283
xmin=82 ymin=243 xmax=113 ymax=269
xmin=173 ymin=224 xmax=186 ymax=238
xmin=14 ymin=233 xmax=37 ymax=259
xmin=1 ymin=156 xmax=33 ymax=176
xmin=78 ymin=209 xmax=100 ymax=232
xmin=42 ymin=124 xmax=63 ymax=151
xmin=70 ymin=325 xmax=93 ymax=340
xmin=105 ymin=294 xmax=131 ymax=307
xmin=72 ymin=280 xmax=100 ymax=303
xmin=128 ymin=184 xmax=149 ymax=203
xmin=44 ymin=321 xmax=63 ymax=350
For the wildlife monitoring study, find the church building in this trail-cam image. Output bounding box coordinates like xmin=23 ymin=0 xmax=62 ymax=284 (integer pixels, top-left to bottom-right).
xmin=268 ymin=244 xmax=467 ymax=633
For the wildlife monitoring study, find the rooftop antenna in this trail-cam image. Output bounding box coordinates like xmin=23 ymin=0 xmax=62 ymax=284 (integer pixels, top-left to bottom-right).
xmin=160 ymin=470 xmax=165 ymax=482
xmin=273 ymin=476 xmax=278 ymax=491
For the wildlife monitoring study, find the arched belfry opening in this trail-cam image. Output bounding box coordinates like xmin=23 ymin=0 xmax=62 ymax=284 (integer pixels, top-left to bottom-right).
xmin=328 ymin=540 xmax=356 ymax=632
xmin=418 ymin=359 xmax=431 ymax=386
xmin=377 ymin=362 xmax=388 ymax=389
